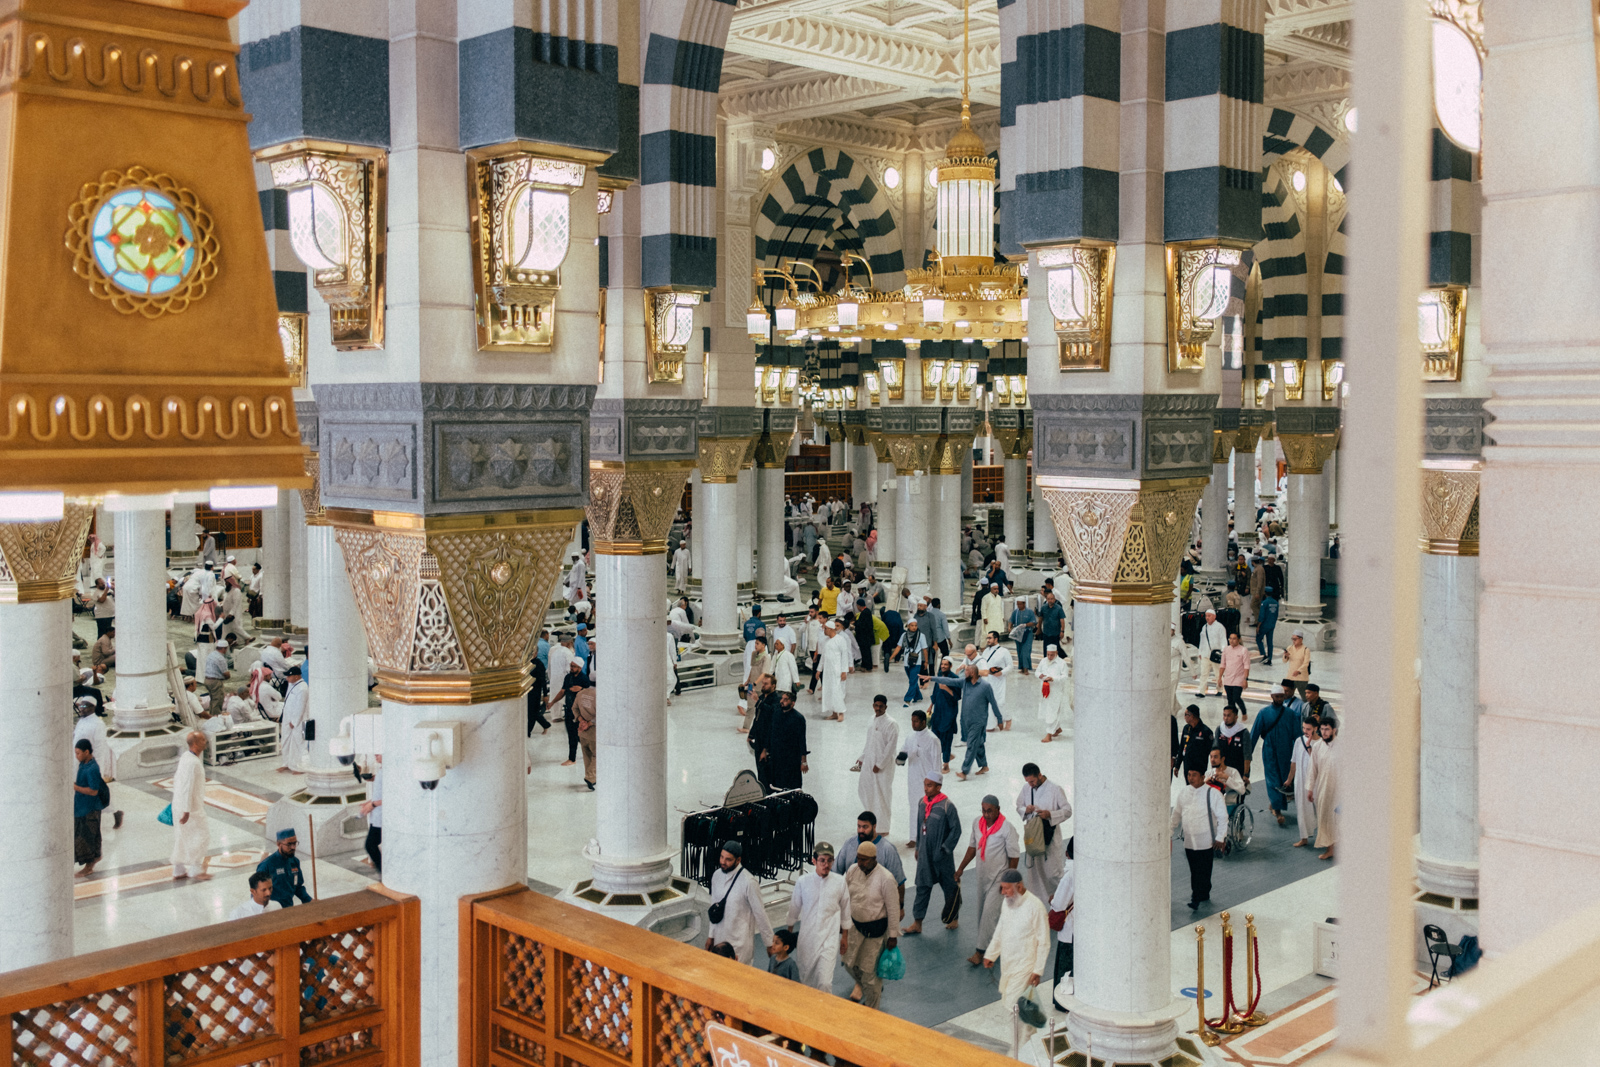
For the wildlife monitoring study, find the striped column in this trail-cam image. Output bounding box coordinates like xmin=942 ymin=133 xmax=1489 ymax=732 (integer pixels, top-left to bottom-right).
xmin=999 ymin=0 xmax=1120 ymax=250
xmin=639 ymin=0 xmax=734 ymax=288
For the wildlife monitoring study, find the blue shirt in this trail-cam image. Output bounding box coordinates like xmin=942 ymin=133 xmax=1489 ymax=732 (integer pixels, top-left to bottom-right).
xmin=74 ymin=758 xmax=105 ymax=817
xmin=743 ymin=615 xmax=765 ymax=642
xmin=536 ymin=638 xmax=549 ymax=669
xmin=574 ymin=635 xmax=589 ymax=663
xmin=256 ymin=849 xmax=313 ymax=907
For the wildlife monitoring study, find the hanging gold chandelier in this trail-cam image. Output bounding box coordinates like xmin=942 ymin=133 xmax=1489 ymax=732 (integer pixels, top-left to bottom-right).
xmin=745 ymin=0 xmax=1025 ymax=349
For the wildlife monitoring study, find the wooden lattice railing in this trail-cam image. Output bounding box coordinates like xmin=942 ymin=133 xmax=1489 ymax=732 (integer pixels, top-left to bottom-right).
xmin=1 ymin=889 xmax=417 ymax=1067
xmin=462 ymin=887 xmax=1016 ymax=1067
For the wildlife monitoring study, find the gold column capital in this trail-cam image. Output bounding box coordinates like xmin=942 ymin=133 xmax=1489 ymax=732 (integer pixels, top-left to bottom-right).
xmin=329 ymin=507 xmax=582 ymax=704
xmin=587 ymin=461 xmax=694 ymax=555
xmin=867 ymin=431 xmax=894 ymax=465
xmin=1211 ymin=428 xmax=1237 ymax=465
xmin=990 ymin=426 xmax=1033 ymax=460
xmin=1277 ymin=431 xmax=1340 ymax=475
xmin=881 ymin=433 xmax=939 ymax=476
xmin=931 ymin=434 xmax=975 ymax=476
xmin=752 ymin=431 xmax=795 ymax=470
xmin=300 ymin=451 xmax=328 ymax=526
xmin=698 ymin=435 xmax=756 ymax=484
xmin=1233 ymin=423 xmax=1262 ymax=453
xmin=1037 ymin=477 xmax=1207 ymax=604
xmin=0 ymin=502 xmax=96 ymax=603
xmin=1420 ymin=465 xmax=1480 ymax=556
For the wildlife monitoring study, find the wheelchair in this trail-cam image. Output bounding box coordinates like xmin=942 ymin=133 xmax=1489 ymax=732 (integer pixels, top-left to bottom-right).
xmin=1221 ymin=786 xmax=1254 ymax=855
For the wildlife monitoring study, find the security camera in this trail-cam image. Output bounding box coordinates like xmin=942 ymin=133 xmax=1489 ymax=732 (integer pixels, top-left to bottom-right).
xmin=411 ymin=722 xmax=460 ymax=792
xmin=329 ymin=717 xmax=356 ymax=767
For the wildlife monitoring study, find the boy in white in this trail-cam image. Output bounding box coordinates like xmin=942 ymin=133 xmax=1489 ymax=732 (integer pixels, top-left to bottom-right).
xmin=784 ymin=843 xmax=852 ymax=991
xmin=1286 ymin=718 xmax=1318 ymax=847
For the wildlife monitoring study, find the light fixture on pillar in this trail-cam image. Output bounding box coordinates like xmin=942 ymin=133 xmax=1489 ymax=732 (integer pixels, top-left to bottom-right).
xmin=1166 ymin=243 xmax=1244 ymax=371
xmin=258 ymin=141 xmax=387 ymax=350
xmin=1280 ymin=360 xmax=1305 ymax=401
xmin=278 ymin=312 xmax=308 ymax=388
xmin=467 ymin=150 xmax=592 ymax=351
xmin=1253 ymin=364 xmax=1275 ymax=407
xmin=1039 ymin=243 xmax=1115 ymax=371
xmin=1430 ymin=0 xmax=1483 ymax=153
xmin=1419 ymin=286 xmax=1467 ymax=381
xmin=645 ymin=289 xmax=701 ymax=383
xmin=1322 ymin=360 xmax=1345 ymax=401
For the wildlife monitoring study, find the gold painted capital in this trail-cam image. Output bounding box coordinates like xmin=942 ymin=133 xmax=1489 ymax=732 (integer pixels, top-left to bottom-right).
xmin=1420 ymin=466 xmax=1480 ymax=556
xmin=698 ymin=435 xmax=756 ymax=483
xmin=588 ymin=461 xmax=693 ymax=555
xmin=990 ymin=427 xmax=1033 ymax=460
xmin=867 ymin=432 xmax=894 ymax=465
xmin=882 ymin=433 xmax=938 ymax=475
xmin=1234 ymin=424 xmax=1262 ymax=453
xmin=752 ymin=431 xmax=795 ymax=469
xmin=1038 ymin=477 xmax=1207 ymax=604
xmin=1277 ymin=432 xmax=1340 ymax=475
xmin=931 ymin=434 xmax=975 ymax=476
xmin=300 ymin=451 xmax=328 ymax=526
xmin=329 ymin=508 xmax=582 ymax=704
xmin=1210 ymin=429 xmax=1237 ymax=465
xmin=0 ymin=502 xmax=96 ymax=603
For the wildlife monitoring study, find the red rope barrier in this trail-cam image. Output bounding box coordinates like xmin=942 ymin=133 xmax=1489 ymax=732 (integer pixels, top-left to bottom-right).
xmin=1207 ymin=925 xmax=1236 ymax=1030
xmin=1245 ymin=928 xmax=1264 ymax=1018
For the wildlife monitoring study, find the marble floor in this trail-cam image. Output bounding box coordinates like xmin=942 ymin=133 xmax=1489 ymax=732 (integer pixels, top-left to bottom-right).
xmin=70 ymin=591 xmax=1343 ymax=1063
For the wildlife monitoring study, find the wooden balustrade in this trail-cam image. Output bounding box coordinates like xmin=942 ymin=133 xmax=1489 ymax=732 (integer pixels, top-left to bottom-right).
xmin=1 ymin=888 xmax=418 ymax=1067
xmin=461 ymin=886 xmax=1017 ymax=1067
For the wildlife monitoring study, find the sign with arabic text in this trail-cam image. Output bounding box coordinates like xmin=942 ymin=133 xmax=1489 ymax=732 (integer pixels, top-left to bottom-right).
xmin=706 ymin=1021 xmax=811 ymax=1067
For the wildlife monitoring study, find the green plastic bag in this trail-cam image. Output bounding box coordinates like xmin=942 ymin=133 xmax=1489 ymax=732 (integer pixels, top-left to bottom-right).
xmin=875 ymin=945 xmax=905 ymax=981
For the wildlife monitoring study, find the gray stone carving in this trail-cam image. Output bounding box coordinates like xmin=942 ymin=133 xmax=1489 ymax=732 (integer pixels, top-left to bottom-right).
xmin=1423 ymin=397 xmax=1492 ymax=460
xmin=1031 ymin=393 xmax=1217 ymax=480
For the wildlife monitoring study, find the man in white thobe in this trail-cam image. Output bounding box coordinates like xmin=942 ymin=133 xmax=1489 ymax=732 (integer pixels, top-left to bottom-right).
xmin=854 ymin=696 xmax=899 ymax=838
xmin=784 ymin=843 xmax=851 ymax=992
xmin=171 ymin=731 xmax=211 ymax=880
xmin=672 ymin=542 xmax=691 ymax=594
xmin=994 ymin=538 xmax=1010 ymax=574
xmin=818 ymin=623 xmax=852 ymax=721
xmin=668 ymin=598 xmax=697 ymax=640
xmin=564 ymin=553 xmax=586 ymax=603
xmin=278 ymin=665 xmax=308 ymax=773
xmin=705 ymin=842 xmax=776 ymax=964
xmin=975 ymin=633 xmax=1013 ymax=720
xmin=1016 ymin=764 xmax=1073 ymax=902
xmin=983 ymin=870 xmax=1053 ymax=1060
xmin=1036 ymin=646 xmax=1071 ymax=741
xmin=1195 ymin=609 xmax=1227 ymax=696
xmin=980 ymin=583 xmax=1008 ymax=639
xmin=896 ymin=711 xmax=943 ymax=848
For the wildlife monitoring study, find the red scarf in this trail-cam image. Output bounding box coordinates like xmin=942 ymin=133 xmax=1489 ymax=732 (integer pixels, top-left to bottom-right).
xmin=922 ymin=792 xmax=948 ymax=821
xmin=976 ymin=813 xmax=1006 ymax=859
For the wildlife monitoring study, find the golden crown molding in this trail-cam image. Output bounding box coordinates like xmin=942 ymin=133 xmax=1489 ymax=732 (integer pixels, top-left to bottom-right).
xmin=588 ymin=461 xmax=694 ymax=555
xmin=698 ymin=435 xmax=755 ymax=484
xmin=1278 ymin=431 xmax=1340 ymax=474
xmin=0 ymin=501 xmax=95 ymax=603
xmin=990 ymin=426 xmax=1032 ymax=461
xmin=881 ymin=433 xmax=937 ymax=475
xmin=931 ymin=434 xmax=974 ymax=476
xmin=299 ymin=451 xmax=326 ymax=526
xmin=330 ymin=508 xmax=581 ymax=704
xmin=1234 ymin=423 xmax=1262 ymax=453
xmin=1420 ymin=466 xmax=1480 ymax=556
xmin=1039 ymin=478 xmax=1207 ymax=604
xmin=1211 ymin=428 xmax=1237 ymax=465
xmin=752 ymin=431 xmax=795 ymax=469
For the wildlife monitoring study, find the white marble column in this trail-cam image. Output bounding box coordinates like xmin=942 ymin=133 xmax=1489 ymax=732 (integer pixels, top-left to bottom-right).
xmin=1256 ymin=436 xmax=1275 ymax=507
xmin=874 ymin=461 xmax=897 ymax=575
xmin=852 ymin=443 xmax=876 ymax=511
xmin=736 ymin=467 xmax=754 ymax=597
xmin=829 ymin=440 xmax=844 ymax=468
xmin=259 ymin=489 xmax=292 ymax=625
xmin=0 ymin=597 xmax=74 ymax=970
xmin=1002 ymin=457 xmax=1027 ymax=554
xmin=1066 ymin=600 xmax=1186 ymax=1060
xmin=960 ymin=447 xmax=976 ymax=520
xmin=930 ymin=473 xmax=964 ymax=611
xmin=1233 ymin=445 xmax=1257 ymax=550
xmin=1325 ymin=449 xmax=1338 ymax=531
xmin=696 ymin=481 xmax=742 ymax=650
xmin=1031 ymin=477 xmax=1058 ymax=564
xmin=96 ymin=505 xmax=115 ymax=551
xmin=170 ymin=501 xmax=198 ymax=561
xmin=381 ymin=695 xmax=526 ymax=1067
xmin=289 ymin=491 xmax=309 ymax=632
xmin=755 ymin=466 xmax=788 ymax=599
xmin=109 ymin=507 xmax=177 ymax=727
xmin=689 ymin=470 xmax=705 ymax=583
xmin=896 ymin=470 xmax=930 ymax=599
xmin=1282 ymin=472 xmax=1328 ymax=621
xmin=590 ymin=554 xmax=671 ymax=892
xmin=305 ymin=525 xmax=369 ymax=779
xmin=1418 ymin=552 xmax=1480 ymax=900
xmin=1199 ymin=463 xmax=1230 ymax=584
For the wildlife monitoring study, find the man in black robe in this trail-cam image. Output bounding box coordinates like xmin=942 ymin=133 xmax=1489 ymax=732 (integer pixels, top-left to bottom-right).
xmin=762 ymin=691 xmax=808 ymax=791
xmin=1174 ymin=704 xmax=1214 ymax=778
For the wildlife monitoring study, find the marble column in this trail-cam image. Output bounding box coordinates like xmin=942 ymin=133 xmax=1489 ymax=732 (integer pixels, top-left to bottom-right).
xmin=874 ymin=458 xmax=897 ymax=577
xmin=694 ymin=436 xmax=750 ymax=651
xmin=1325 ymin=448 xmax=1339 ymax=533
xmin=289 ymin=490 xmax=309 ymax=633
xmin=736 ymin=465 xmax=755 ymax=601
xmin=689 ymin=470 xmax=705 ymax=588
xmin=1031 ymin=476 xmax=1059 ymax=565
xmin=1002 ymin=457 xmax=1027 ymax=554
xmin=1256 ymin=434 xmax=1276 ymax=508
xmin=1198 ymin=455 xmax=1231 ymax=589
xmin=259 ymin=489 xmax=292 ymax=626
xmin=170 ymin=501 xmax=198 ymax=562
xmin=755 ymin=464 xmax=789 ymax=599
xmin=929 ymin=434 xmax=969 ymax=613
xmin=960 ymin=446 xmax=975 ymax=521
xmin=305 ymin=524 xmax=369 ymax=769
xmin=1276 ymin=419 xmax=1339 ymax=648
xmin=852 ymin=443 xmax=876 ymax=511
xmin=897 ymin=472 xmax=930 ymax=599
xmin=0 ymin=503 xmax=94 ymax=971
xmin=96 ymin=504 xmax=114 ymax=552
xmin=109 ymin=506 xmax=177 ymax=728
xmin=1039 ymin=480 xmax=1205 ymax=1064
xmin=1233 ymin=426 xmax=1259 ymax=551
xmin=829 ymin=439 xmax=844 ymax=468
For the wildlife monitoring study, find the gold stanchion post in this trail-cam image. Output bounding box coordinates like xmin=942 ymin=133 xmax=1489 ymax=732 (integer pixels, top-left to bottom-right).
xmin=1242 ymin=914 xmax=1268 ymax=1026
xmin=1195 ymin=925 xmax=1221 ymax=1046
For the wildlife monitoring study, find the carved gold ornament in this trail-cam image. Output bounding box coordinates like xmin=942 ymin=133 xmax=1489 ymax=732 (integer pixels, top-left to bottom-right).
xmin=467 ymin=148 xmax=591 ymax=351
xmin=1040 ymin=478 xmax=1207 ymax=603
xmin=258 ymin=140 xmax=387 ymax=350
xmin=1420 ymin=466 xmax=1480 ymax=555
xmin=1166 ymin=242 xmax=1244 ymax=372
xmin=278 ymin=312 xmax=308 ymax=388
xmin=752 ymin=431 xmax=795 ymax=470
xmin=646 ymin=288 xmax=702 ymax=384
xmin=1211 ymin=429 xmax=1236 ymax=465
xmin=698 ymin=436 xmax=754 ymax=484
xmin=1278 ymin=432 xmax=1340 ymax=475
xmin=0 ymin=501 xmax=95 ymax=603
xmin=1419 ymin=287 xmax=1466 ymax=382
xmin=931 ymin=434 xmax=974 ymax=476
xmin=66 ymin=166 xmax=218 ymax=317
xmin=882 ymin=433 xmax=938 ymax=476
xmin=587 ymin=462 xmax=693 ymax=554
xmin=1038 ymin=242 xmax=1115 ymax=371
xmin=332 ymin=509 xmax=580 ymax=703
xmin=989 ymin=425 xmax=1032 ymax=461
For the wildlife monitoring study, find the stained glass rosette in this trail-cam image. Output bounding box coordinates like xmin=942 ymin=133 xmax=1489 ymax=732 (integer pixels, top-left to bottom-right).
xmin=90 ymin=188 xmax=198 ymax=296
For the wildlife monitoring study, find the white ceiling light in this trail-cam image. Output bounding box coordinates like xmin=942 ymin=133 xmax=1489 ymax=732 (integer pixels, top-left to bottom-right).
xmin=1292 ymin=170 xmax=1306 ymax=192
xmin=928 ymin=167 xmax=938 ymax=187
xmin=761 ymin=148 xmax=776 ymax=172
xmin=1343 ymin=107 xmax=1358 ymax=133
xmin=884 ymin=166 xmax=901 ymax=190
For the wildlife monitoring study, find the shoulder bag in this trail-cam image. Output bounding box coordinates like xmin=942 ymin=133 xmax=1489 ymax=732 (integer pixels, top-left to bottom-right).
xmin=706 ymin=867 xmax=742 ymax=925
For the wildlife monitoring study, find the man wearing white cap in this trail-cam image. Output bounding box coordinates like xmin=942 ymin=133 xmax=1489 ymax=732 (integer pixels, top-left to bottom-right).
xmin=1282 ymin=629 xmax=1312 ymax=698
xmin=980 ymin=582 xmax=1008 ymax=642
xmin=854 ymin=696 xmax=899 ymax=837
xmin=984 ymin=869 xmax=1051 ymax=1060
xmin=170 ymin=730 xmax=212 ymax=881
xmin=1036 ymin=645 xmax=1070 ymax=741
xmin=1195 ymin=609 xmax=1227 ymax=697
xmin=818 ymin=619 xmax=852 ymax=722
xmin=784 ymin=842 xmax=851 ymax=992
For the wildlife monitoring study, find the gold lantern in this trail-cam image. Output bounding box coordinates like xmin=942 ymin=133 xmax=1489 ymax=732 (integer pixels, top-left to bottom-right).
xmin=1166 ymin=242 xmax=1244 ymax=371
xmin=1039 ymin=243 xmax=1115 ymax=371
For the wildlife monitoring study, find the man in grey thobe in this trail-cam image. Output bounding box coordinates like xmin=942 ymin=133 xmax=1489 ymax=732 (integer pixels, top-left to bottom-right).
xmin=904 ymin=772 xmax=961 ymax=934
